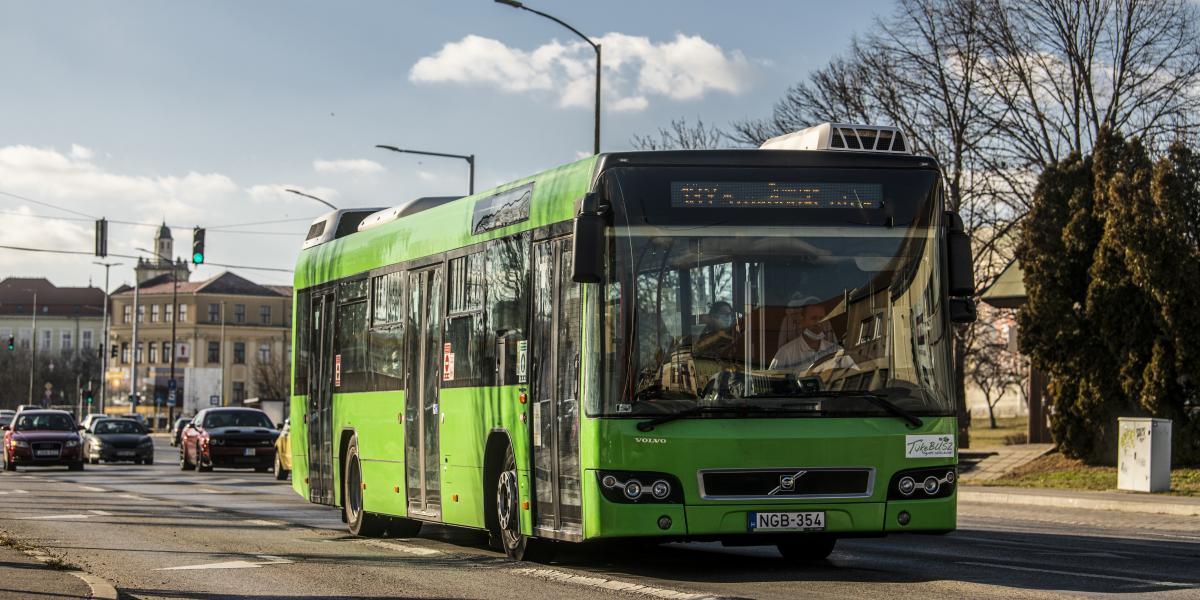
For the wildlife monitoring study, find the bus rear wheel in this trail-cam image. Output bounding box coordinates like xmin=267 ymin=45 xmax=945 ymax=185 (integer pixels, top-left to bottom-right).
xmin=495 ymin=444 xmax=549 ymax=561
xmin=777 ymin=536 xmax=836 ymax=562
xmin=344 ymin=435 xmax=389 ymax=537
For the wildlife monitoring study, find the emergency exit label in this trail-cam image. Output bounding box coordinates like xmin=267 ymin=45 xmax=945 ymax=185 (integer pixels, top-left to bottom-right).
xmin=334 ymin=354 xmax=342 ymax=387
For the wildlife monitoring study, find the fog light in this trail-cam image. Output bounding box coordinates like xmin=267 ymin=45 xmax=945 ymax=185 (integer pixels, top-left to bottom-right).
xmin=897 ymin=511 xmax=911 ymax=526
xmin=923 ymin=476 xmax=940 ymax=495
xmin=657 ymin=516 xmax=672 ymax=530
xmin=898 ymin=476 xmax=916 ymax=496
xmin=650 ymin=479 xmax=671 ymax=500
xmin=623 ymin=480 xmax=643 ymax=500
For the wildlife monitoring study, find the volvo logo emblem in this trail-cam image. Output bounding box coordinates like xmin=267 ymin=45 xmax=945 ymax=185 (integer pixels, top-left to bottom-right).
xmin=770 ymin=471 xmax=807 ymax=495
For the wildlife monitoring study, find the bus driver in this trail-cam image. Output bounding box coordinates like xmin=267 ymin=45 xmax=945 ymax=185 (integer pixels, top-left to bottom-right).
xmin=769 ymin=299 xmax=840 ymax=373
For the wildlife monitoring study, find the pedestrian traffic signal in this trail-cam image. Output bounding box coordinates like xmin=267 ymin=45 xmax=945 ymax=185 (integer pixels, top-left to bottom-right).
xmin=192 ymin=227 xmax=206 ymax=264
xmin=6 ymin=336 xmax=13 ymax=351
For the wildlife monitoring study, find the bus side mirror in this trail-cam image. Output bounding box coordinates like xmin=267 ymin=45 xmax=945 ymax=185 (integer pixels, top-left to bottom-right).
xmin=572 ymin=191 xmax=606 ymax=284
xmin=949 ymin=297 xmax=976 ymax=324
xmin=946 ymin=211 xmax=975 ymax=297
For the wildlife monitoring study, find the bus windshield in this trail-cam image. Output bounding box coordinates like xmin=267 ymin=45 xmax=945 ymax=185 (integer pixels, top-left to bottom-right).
xmin=595 ymin=165 xmax=954 ymax=419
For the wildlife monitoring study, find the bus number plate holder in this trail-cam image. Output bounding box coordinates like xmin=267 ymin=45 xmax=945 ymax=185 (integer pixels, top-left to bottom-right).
xmin=748 ymin=511 xmax=826 ymax=532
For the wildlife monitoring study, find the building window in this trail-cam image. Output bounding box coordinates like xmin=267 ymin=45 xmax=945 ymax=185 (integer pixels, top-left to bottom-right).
xmin=81 ymin=330 xmax=93 ymax=349
xmin=123 ymin=305 xmax=131 ymax=324
xmin=165 ymin=304 xmax=173 ymax=322
xmin=135 ymin=342 xmax=143 ymax=363
xmin=136 ymin=305 xmax=145 ymax=323
xmin=151 ymin=304 xmax=160 ymax=322
xmin=41 ymin=329 xmax=52 ymax=352
xmin=232 ymin=381 xmax=246 ymax=403
xmin=61 ymin=331 xmax=73 ymax=351
xmin=234 ymin=304 xmax=246 ymax=324
xmin=258 ymin=344 xmax=270 ymax=363
xmin=179 ymin=304 xmax=188 ymax=323
xmin=121 ymin=342 xmax=130 ymax=364
xmin=259 ymin=305 xmax=271 ymax=325
xmin=208 ymin=341 xmax=220 ymax=364
xmin=148 ymin=342 xmax=158 ymax=364
xmin=208 ymin=303 xmax=220 ymax=323
xmin=234 ymin=342 xmax=245 ymax=364
xmin=0 ymin=327 xmax=9 ymax=342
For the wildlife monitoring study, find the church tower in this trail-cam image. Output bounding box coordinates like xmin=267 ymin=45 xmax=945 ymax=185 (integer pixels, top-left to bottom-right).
xmin=134 ymin=223 xmax=190 ymax=284
xmin=155 ymin=222 xmax=173 ymax=261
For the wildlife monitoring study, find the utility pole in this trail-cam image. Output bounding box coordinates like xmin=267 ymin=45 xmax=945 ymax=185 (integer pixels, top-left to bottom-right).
xmin=219 ymin=301 xmax=226 ymax=407
xmin=94 ymin=261 xmax=121 ymax=413
xmin=27 ymin=292 xmax=37 ymax=405
xmin=131 ymin=277 xmax=140 ymax=413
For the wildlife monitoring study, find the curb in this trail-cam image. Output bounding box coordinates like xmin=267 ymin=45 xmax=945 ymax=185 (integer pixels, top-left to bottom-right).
xmin=959 ymin=489 xmax=1200 ymax=517
xmin=19 ymin=546 xmax=120 ymax=599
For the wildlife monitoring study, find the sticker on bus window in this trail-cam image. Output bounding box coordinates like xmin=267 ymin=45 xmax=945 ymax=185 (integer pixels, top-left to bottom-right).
xmin=334 ymin=354 xmax=342 ymax=387
xmin=516 ymin=340 xmax=528 ymax=384
xmin=443 ymin=343 xmax=454 ymax=382
xmin=532 ymin=403 xmax=542 ymax=447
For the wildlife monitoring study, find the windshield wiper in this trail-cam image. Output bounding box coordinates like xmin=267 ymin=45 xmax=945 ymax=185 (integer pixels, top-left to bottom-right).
xmin=782 ymin=390 xmax=924 ymax=428
xmin=638 ymin=403 xmax=816 ymax=432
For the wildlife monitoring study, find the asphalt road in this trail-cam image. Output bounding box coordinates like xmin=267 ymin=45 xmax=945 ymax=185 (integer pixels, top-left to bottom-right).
xmin=0 ymin=438 xmax=1197 ymax=600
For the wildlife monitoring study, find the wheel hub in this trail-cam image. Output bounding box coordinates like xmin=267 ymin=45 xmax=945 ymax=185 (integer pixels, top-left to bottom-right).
xmin=497 ymin=470 xmax=518 ymax=531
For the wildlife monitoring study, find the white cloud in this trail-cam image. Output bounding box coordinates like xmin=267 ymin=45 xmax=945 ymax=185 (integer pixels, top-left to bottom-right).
xmin=313 ymin=158 xmax=385 ymax=175
xmin=415 ymin=170 xmax=438 ymax=182
xmin=69 ymin=144 xmax=93 ymax=160
xmin=410 ymin=32 xmax=755 ymax=112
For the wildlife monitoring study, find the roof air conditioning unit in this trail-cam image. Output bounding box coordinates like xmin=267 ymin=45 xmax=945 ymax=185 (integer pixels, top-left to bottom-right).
xmin=760 ymin=123 xmax=911 ymax=154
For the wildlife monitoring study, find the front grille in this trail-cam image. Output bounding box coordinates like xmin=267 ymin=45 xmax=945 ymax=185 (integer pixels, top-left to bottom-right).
xmin=221 ymin=437 xmax=274 ymax=447
xmin=109 ymin=440 xmax=139 ymax=450
xmin=699 ymin=468 xmax=874 ymax=499
xmin=32 ymin=442 xmax=63 ymax=452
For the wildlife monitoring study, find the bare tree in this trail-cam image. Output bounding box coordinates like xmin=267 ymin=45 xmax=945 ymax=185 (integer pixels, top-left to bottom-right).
xmin=630 ymin=117 xmax=731 ymax=151
xmin=968 ymin=309 xmax=1026 ymax=429
xmin=253 ymin=353 xmax=289 ymax=401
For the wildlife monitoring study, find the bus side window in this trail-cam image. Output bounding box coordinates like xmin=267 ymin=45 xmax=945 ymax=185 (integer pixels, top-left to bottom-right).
xmin=485 ymin=233 xmax=530 ymax=386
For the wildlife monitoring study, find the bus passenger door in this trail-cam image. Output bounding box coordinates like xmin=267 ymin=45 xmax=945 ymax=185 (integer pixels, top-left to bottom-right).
xmin=405 ymin=266 xmax=443 ymax=519
xmin=531 ymin=237 xmax=582 ymax=535
xmin=307 ymin=291 xmax=336 ymax=505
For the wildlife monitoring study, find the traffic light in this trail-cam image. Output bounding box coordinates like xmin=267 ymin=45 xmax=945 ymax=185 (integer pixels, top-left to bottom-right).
xmin=110 ymin=344 xmax=118 ymax=359
xmin=192 ymin=227 xmax=206 ymax=264
xmin=94 ymin=218 xmax=108 ymax=257
xmin=84 ymin=389 xmax=94 ymax=406
xmin=6 ymin=336 xmax=13 ymax=351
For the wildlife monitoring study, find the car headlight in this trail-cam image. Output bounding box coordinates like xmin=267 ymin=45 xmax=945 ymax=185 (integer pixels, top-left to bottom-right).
xmin=14 ymin=440 xmax=29 ymax=448
xmin=596 ymin=470 xmax=683 ymax=504
xmin=139 ymin=438 xmax=154 ymax=447
xmin=208 ymin=437 xmax=223 ymax=446
xmin=65 ymin=439 xmax=80 ymax=448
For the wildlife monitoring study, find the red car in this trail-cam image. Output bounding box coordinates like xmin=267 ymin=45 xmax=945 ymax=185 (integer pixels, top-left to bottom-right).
xmin=2 ymin=410 xmax=84 ymax=471
xmin=179 ymin=407 xmax=279 ymax=473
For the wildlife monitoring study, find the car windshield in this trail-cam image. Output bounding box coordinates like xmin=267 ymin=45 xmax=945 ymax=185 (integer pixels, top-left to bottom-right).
xmin=94 ymin=420 xmax=144 ymax=434
xmin=14 ymin=413 xmax=75 ymax=431
xmin=203 ymin=411 xmax=273 ymax=429
xmin=0 ymin=416 xmax=11 ymax=428
xmin=593 ymin=165 xmax=954 ymax=419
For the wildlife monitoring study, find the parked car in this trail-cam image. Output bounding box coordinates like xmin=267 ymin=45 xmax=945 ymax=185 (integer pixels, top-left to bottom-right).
xmin=273 ymin=418 xmax=291 ymax=481
xmin=180 ymin=408 xmax=279 ymax=473
xmin=15 ymin=404 xmax=41 ymax=413
xmin=83 ymin=418 xmax=154 ymax=464
xmin=79 ymin=413 xmax=108 ymax=432
xmin=170 ymin=418 xmax=190 ymax=447
xmin=0 ymin=410 xmax=14 ymax=430
xmin=117 ymin=414 xmax=151 ymax=431
xmin=2 ymin=410 xmax=83 ymax=471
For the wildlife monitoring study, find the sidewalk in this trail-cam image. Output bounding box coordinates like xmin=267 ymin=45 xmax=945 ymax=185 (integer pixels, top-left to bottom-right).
xmin=959 ymin=443 xmax=1054 ymax=483
xmin=0 ymin=541 xmax=93 ymax=599
xmin=960 ymin=485 xmax=1200 ymax=517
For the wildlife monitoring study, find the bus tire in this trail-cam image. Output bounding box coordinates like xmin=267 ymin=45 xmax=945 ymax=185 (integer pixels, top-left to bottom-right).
xmin=344 ymin=435 xmax=388 ymax=537
xmin=777 ymin=536 xmax=836 ymax=562
xmin=495 ymin=444 xmax=550 ymax=561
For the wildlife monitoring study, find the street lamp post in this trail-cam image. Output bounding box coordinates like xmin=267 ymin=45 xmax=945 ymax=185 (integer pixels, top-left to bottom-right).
xmin=284 ymin=189 xmax=338 ymax=211
xmin=94 ymin=261 xmax=122 ymax=413
xmin=27 ymin=292 xmax=37 ymax=405
xmin=494 ymin=0 xmax=600 ymax=155
xmin=374 ymin=146 xmax=476 ymax=195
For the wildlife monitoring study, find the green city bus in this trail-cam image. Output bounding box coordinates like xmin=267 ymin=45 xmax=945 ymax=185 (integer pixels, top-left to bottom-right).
xmin=289 ymin=123 xmax=976 ymax=560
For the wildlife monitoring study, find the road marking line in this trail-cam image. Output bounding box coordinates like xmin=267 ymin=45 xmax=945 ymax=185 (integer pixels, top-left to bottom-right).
xmin=358 ymin=538 xmax=443 ymax=556
xmin=0 ymin=489 xmax=28 ymax=495
xmin=28 ymin=514 xmax=94 ymax=520
xmin=118 ymin=494 xmax=147 ymax=501
xmin=77 ymin=485 xmax=106 ymax=492
xmin=88 ymin=510 xmax=113 ymax=516
xmin=156 ymin=555 xmax=294 ymax=571
xmin=197 ymin=488 xmax=231 ymax=494
xmin=513 ymin=567 xmax=731 ymax=599
xmin=245 ymin=519 xmax=283 ymax=527
xmin=958 ymin=561 xmax=1195 ymax=588
xmin=182 ymin=506 xmax=216 ymax=512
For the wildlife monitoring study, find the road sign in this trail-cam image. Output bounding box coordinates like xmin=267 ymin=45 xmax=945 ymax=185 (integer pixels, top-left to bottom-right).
xmin=168 ymin=379 xmax=177 ymax=390
xmin=167 ymin=390 xmax=177 ymax=407
xmin=210 ymin=395 xmax=220 ymax=406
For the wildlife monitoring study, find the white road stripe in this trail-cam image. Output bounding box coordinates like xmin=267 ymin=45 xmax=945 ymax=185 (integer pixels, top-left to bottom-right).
xmin=155 ymin=555 xmax=294 ymax=571
xmin=958 ymin=561 xmax=1195 ymax=588
xmin=88 ymin=510 xmax=113 ymax=516
xmin=197 ymin=488 xmax=231 ymax=494
xmin=245 ymin=519 xmax=283 ymax=527
xmin=77 ymin=485 xmax=106 ymax=492
xmin=358 ymin=538 xmax=443 ymax=556
xmin=0 ymin=489 xmax=28 ymax=495
xmin=181 ymin=506 xmax=216 ymax=512
xmin=117 ymin=494 xmax=147 ymax=501
xmin=513 ymin=567 xmax=731 ymax=600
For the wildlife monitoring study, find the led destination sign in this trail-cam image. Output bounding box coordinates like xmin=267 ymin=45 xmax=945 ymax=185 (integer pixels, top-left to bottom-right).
xmin=671 ymin=181 xmax=882 ymax=209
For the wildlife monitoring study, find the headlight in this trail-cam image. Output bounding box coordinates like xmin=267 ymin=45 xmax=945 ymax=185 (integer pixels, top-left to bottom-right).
xmin=208 ymin=437 xmax=223 ymax=446
xmin=596 ymin=470 xmax=683 ymax=504
xmin=64 ymin=439 xmax=80 ymax=448
xmin=14 ymin=440 xmax=29 ymax=448
xmin=888 ymin=467 xmax=956 ymax=500
xmin=139 ymin=438 xmax=154 ymax=447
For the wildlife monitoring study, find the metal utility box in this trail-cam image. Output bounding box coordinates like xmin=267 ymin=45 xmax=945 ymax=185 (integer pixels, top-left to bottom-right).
xmin=1117 ymin=417 xmax=1172 ymax=493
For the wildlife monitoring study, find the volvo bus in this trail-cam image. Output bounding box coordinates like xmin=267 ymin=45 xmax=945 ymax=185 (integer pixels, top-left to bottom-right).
xmin=289 ymin=123 xmax=976 ymax=561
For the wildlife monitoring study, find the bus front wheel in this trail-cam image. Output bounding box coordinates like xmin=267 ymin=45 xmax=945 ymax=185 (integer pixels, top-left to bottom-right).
xmin=777 ymin=536 xmax=837 ymax=562
xmin=344 ymin=435 xmax=389 ymax=537
xmin=495 ymin=444 xmax=549 ymax=561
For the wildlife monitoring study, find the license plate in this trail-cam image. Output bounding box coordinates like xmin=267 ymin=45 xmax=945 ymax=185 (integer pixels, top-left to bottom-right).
xmin=35 ymin=450 xmax=59 ymax=457
xmin=117 ymin=451 xmax=135 ymax=457
xmin=243 ymin=448 xmax=256 ymax=456
xmin=748 ymin=511 xmax=826 ymax=532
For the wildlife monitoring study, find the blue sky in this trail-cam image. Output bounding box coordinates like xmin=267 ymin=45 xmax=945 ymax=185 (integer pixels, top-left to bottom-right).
xmin=0 ymin=0 xmax=893 ymax=287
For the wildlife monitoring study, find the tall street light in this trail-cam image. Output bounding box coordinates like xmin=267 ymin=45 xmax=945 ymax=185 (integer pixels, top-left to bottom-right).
xmin=374 ymin=145 xmax=475 ymax=195
xmin=495 ymin=0 xmax=600 ymax=155
xmin=284 ymin=189 xmax=338 ymax=211
xmin=94 ymin=261 xmax=122 ymax=413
